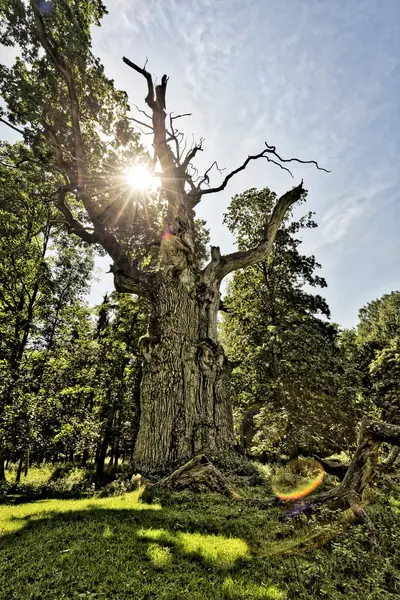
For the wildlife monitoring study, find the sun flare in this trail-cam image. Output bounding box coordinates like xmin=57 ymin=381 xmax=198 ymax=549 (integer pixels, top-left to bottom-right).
xmin=125 ymin=165 xmax=159 ymax=191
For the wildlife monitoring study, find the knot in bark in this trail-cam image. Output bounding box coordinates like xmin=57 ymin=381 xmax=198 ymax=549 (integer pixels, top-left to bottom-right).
xmin=138 ymin=334 xmax=156 ymax=362
xmin=198 ymin=339 xmax=225 ymax=374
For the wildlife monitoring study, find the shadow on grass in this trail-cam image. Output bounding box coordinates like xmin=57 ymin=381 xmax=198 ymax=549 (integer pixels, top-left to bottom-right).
xmin=0 ymin=490 xmax=90 ymax=506
xmin=0 ymin=492 xmax=289 ymax=600
xmin=1 ymin=489 xmax=399 ymax=600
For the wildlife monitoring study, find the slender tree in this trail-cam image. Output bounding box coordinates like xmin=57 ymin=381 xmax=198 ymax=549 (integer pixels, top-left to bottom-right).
xmin=0 ymin=1 xmax=328 ymax=472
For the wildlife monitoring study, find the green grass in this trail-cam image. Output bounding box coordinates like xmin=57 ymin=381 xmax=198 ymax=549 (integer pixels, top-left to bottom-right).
xmin=1 ymin=474 xmax=399 ymax=599
xmin=5 ymin=464 xmax=56 ymax=486
xmin=3 ymin=463 xmax=93 ymax=500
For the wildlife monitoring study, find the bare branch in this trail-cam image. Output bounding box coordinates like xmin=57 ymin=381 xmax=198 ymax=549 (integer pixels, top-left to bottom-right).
xmin=199 ymin=160 xmax=226 ymax=187
xmin=0 ymin=117 xmax=25 ymax=135
xmin=261 ymin=155 xmax=294 ymax=178
xmin=130 ymin=103 xmax=152 ymax=120
xmin=169 ymin=113 xmax=181 ymax=163
xmin=195 ymin=148 xmax=273 ymax=199
xmin=189 ymin=163 xmax=200 ymax=181
xmin=127 ymin=116 xmax=154 ymax=131
xmin=264 ymin=142 xmax=330 ymax=173
xmin=133 ymin=126 xmax=153 ymax=136
xmin=123 ymin=57 xmax=155 ymax=108
xmin=180 ymin=136 xmax=188 ymax=161
xmin=182 ymin=140 xmax=204 ymax=171
xmin=194 ymin=142 xmax=329 ymax=203
xmin=171 ymin=112 xmax=192 ymax=121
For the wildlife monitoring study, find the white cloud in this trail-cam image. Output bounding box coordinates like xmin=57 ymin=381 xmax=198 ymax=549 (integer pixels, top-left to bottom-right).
xmin=319 ymin=197 xmax=369 ymax=245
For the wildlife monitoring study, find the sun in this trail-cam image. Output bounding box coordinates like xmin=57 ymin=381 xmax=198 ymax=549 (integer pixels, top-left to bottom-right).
xmin=125 ymin=165 xmax=159 ymax=191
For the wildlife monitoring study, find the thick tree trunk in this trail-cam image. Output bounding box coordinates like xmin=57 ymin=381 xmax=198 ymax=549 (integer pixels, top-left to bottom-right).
xmin=133 ymin=273 xmax=235 ymax=473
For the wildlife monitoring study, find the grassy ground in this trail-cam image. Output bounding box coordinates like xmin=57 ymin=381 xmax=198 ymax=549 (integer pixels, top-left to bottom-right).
xmin=1 ymin=466 xmax=399 ymax=599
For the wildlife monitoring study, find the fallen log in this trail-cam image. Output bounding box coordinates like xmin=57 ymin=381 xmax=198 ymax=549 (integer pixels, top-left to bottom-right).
xmin=293 ymin=418 xmax=400 ymax=520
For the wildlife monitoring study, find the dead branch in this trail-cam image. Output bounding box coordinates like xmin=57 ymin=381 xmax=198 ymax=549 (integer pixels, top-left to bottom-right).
xmin=182 ymin=140 xmax=204 ymax=171
xmin=293 ymin=418 xmax=400 ymax=519
xmin=168 ymin=113 xmax=181 ymax=162
xmin=315 ymin=444 xmax=400 ymax=480
xmin=123 ymin=57 xmax=155 ymax=108
xmin=130 ymin=103 xmax=152 ymax=121
xmin=140 ymin=455 xmax=279 ymax=510
xmin=260 ymin=156 xmax=294 ymax=178
xmin=127 ymin=116 xmax=154 ymax=131
xmin=312 ymin=456 xmax=348 ymax=481
xmin=0 ymin=117 xmax=25 ymax=135
xmin=264 ymin=142 xmax=330 ymax=173
xmin=199 ymin=160 xmax=226 ymax=187
xmin=193 ymin=143 xmax=329 ymax=201
xmin=171 ymin=112 xmax=192 ymax=121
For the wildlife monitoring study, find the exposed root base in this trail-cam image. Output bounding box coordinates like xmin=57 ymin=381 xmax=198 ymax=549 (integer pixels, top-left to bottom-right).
xmin=136 ymin=454 xmax=279 ymax=509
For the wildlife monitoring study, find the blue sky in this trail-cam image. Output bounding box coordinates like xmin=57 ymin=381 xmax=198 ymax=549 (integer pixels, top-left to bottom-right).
xmin=2 ymin=1 xmax=399 ymax=327
xmin=88 ymin=0 xmax=400 ymax=327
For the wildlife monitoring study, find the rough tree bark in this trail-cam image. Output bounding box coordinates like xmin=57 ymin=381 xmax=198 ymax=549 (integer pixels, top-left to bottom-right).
xmin=133 ymin=274 xmax=235 ymax=471
xmin=20 ymin=11 xmax=328 ymax=474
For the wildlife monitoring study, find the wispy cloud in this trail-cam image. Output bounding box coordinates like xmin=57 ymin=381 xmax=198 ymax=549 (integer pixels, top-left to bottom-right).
xmin=319 ymin=197 xmax=370 ymax=245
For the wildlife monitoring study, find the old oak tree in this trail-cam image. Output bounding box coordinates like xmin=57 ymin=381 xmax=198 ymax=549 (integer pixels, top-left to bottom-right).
xmin=0 ymin=1 xmax=329 ymax=473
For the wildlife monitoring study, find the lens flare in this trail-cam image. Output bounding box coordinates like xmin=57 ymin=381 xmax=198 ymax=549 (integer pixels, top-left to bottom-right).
xmin=271 ymin=458 xmax=325 ymax=501
xmin=125 ymin=165 xmax=159 ymax=191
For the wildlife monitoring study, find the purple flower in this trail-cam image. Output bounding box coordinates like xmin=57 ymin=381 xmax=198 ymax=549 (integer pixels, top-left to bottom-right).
xmin=281 ymin=502 xmax=314 ymax=522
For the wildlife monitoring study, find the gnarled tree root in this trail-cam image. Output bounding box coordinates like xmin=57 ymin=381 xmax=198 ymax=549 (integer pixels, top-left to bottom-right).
xmin=136 ymin=454 xmax=279 ymax=509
